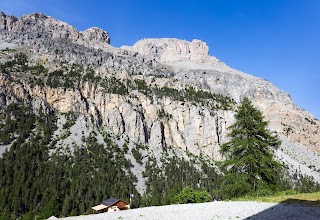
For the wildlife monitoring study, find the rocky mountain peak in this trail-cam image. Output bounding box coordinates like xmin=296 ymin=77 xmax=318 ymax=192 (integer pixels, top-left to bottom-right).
xmin=122 ymin=38 xmax=222 ymax=67
xmin=0 ymin=11 xmax=110 ymax=47
xmin=21 ymin=12 xmax=48 ymax=21
xmin=80 ymin=27 xmax=110 ymax=44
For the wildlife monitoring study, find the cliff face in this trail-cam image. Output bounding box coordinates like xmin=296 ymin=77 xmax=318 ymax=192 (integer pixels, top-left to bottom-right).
xmin=0 ymin=69 xmax=232 ymax=161
xmin=121 ymin=38 xmax=320 ymax=157
xmin=0 ymin=11 xmax=319 ymax=178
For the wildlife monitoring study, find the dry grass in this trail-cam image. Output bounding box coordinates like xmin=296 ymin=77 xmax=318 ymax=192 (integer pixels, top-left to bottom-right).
xmin=235 ymin=191 xmax=320 ymax=206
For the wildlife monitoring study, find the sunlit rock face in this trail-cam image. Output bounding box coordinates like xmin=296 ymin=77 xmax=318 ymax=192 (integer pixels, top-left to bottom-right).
xmin=122 ymin=38 xmax=220 ymax=65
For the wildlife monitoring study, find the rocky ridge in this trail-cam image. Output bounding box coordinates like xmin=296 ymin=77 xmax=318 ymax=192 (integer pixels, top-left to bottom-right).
xmin=0 ymin=11 xmax=320 ymax=187
xmin=0 ymin=12 xmax=110 ymax=49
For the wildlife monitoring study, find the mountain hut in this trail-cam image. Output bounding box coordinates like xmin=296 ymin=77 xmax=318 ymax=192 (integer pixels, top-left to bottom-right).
xmin=91 ymin=197 xmax=130 ymax=214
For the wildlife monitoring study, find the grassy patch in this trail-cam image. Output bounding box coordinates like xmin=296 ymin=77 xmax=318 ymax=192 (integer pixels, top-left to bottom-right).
xmin=235 ymin=191 xmax=320 ymax=206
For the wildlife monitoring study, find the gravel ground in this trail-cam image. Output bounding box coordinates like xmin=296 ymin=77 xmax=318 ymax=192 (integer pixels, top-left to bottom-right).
xmin=59 ymin=201 xmax=320 ymax=220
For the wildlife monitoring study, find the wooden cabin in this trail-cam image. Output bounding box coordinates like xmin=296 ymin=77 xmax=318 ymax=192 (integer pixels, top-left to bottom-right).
xmin=91 ymin=198 xmax=130 ymax=214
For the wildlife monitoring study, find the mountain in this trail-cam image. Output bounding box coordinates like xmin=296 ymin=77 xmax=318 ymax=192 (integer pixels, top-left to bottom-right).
xmin=0 ymin=12 xmax=319 ymax=219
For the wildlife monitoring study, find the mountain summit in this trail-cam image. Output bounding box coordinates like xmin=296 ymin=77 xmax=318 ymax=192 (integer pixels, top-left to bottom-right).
xmin=122 ymin=38 xmax=222 ymax=67
xmin=0 ymin=11 xmax=110 ymax=47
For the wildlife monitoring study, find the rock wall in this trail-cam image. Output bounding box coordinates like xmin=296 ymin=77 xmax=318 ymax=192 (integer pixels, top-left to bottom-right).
xmin=0 ymin=72 xmax=233 ymax=160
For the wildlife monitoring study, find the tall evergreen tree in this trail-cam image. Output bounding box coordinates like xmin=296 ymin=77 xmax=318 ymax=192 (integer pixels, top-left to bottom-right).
xmin=220 ymin=97 xmax=282 ymax=198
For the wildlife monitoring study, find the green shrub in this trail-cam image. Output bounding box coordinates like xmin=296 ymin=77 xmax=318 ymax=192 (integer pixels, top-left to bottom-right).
xmin=194 ymin=190 xmax=213 ymax=203
xmin=173 ymin=186 xmax=212 ymax=204
xmin=219 ymin=174 xmax=252 ymax=199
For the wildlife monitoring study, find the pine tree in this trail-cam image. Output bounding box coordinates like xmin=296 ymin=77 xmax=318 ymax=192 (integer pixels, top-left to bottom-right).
xmin=220 ymin=97 xmax=282 ymax=199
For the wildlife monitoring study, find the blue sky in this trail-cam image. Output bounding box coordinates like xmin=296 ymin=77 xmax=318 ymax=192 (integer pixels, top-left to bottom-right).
xmin=1 ymin=0 xmax=319 ymax=119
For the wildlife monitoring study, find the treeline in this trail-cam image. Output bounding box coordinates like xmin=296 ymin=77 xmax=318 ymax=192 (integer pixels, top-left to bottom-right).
xmin=45 ymin=69 xmax=235 ymax=111
xmin=131 ymin=79 xmax=235 ymax=111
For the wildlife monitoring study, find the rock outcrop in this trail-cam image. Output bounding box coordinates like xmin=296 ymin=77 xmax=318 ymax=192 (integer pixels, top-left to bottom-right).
xmin=122 ymin=38 xmax=221 ymax=66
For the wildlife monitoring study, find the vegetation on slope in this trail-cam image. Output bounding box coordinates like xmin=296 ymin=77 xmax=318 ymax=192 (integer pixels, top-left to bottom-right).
xmin=0 ymin=103 xmax=221 ymax=219
xmin=140 ymin=152 xmax=221 ymax=206
xmin=0 ymin=104 xmax=139 ymax=219
xmin=131 ymin=79 xmax=235 ymax=111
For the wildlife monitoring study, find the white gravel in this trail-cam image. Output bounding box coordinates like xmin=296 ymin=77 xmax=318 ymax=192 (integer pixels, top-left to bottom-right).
xmin=58 ymin=201 xmax=320 ymax=220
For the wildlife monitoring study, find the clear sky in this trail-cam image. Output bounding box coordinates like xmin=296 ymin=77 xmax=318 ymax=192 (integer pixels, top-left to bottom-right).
xmin=1 ymin=0 xmax=319 ymax=119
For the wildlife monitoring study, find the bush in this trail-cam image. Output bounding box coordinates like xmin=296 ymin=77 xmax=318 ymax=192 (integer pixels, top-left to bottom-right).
xmin=173 ymin=186 xmax=212 ymax=204
xmin=219 ymin=174 xmax=252 ymax=199
xmin=194 ymin=190 xmax=213 ymax=203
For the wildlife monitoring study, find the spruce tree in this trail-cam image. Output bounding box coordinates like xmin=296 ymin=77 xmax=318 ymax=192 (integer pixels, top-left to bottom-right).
xmin=220 ymin=97 xmax=282 ymax=198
